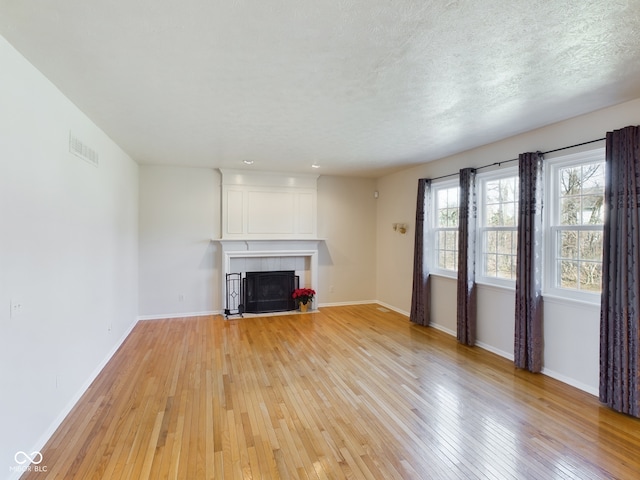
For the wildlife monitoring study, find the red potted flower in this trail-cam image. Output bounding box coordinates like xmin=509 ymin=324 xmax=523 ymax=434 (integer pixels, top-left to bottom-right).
xmin=292 ymin=288 xmax=316 ymax=312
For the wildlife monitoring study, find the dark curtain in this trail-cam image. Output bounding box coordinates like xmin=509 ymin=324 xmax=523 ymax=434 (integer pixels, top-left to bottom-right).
xmin=514 ymin=152 xmax=544 ymax=372
xmin=410 ymin=178 xmax=431 ymax=326
xmin=600 ymin=125 xmax=640 ymax=418
xmin=457 ymin=168 xmax=477 ymax=345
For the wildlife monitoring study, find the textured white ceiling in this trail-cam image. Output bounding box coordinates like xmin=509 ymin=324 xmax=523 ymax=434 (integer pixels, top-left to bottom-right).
xmin=2 ymin=0 xmax=640 ymax=177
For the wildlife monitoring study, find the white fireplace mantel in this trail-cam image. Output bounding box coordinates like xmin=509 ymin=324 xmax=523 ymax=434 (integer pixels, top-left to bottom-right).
xmin=213 ymin=238 xmax=323 ymax=314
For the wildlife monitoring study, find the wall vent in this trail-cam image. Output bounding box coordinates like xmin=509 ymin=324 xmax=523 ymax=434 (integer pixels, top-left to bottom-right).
xmin=69 ymin=132 xmax=99 ymax=167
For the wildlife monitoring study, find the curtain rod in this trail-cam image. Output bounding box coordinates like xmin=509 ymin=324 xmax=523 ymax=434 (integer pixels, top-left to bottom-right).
xmin=429 ymin=137 xmax=606 ymax=181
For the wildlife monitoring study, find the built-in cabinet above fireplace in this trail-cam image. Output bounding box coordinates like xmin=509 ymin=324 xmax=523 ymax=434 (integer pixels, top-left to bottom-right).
xmin=219 ymin=169 xmax=319 ymax=240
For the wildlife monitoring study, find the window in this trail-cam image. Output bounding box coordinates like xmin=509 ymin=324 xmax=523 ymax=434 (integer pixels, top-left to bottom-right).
xmin=432 ymin=180 xmax=459 ymax=275
xmin=546 ymin=149 xmax=605 ymax=301
xmin=477 ymin=169 xmax=519 ymax=286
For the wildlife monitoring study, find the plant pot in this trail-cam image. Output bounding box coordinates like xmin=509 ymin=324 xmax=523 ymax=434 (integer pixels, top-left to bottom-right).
xmin=299 ymin=302 xmax=309 ymax=313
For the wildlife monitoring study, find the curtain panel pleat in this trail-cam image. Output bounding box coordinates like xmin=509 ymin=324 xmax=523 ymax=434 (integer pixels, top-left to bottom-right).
xmin=410 ymin=179 xmax=432 ymax=326
xmin=457 ymin=168 xmax=477 ymax=346
xmin=514 ymin=152 xmax=544 ymax=372
xmin=599 ymin=125 xmax=640 ymax=418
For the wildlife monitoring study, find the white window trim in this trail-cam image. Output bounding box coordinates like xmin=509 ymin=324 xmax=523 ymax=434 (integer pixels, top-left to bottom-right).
xmin=543 ymin=148 xmax=605 ymax=304
xmin=476 ymin=166 xmax=519 ymax=289
xmin=431 ymin=178 xmax=459 ymax=279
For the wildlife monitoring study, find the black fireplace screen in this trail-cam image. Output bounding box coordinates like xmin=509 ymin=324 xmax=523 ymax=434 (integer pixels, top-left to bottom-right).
xmin=243 ymin=271 xmax=299 ymax=313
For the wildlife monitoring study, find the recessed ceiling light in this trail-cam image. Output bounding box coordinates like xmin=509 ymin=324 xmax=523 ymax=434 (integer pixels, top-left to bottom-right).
xmin=311 ymin=164 xmax=320 ymax=169
xmin=243 ymin=160 xmax=254 ymax=165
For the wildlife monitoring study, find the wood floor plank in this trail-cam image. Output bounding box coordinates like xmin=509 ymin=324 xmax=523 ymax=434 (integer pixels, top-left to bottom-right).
xmin=20 ymin=305 xmax=640 ymax=479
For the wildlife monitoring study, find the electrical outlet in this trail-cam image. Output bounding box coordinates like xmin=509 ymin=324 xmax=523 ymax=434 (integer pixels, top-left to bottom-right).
xmin=10 ymin=299 xmax=23 ymax=318
xmin=329 ymin=285 xmax=334 ymax=293
xmin=178 ymin=294 xmax=185 ymax=302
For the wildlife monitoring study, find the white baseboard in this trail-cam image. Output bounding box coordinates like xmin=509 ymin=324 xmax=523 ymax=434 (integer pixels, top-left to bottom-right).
xmin=376 ymin=301 xmax=457 ymax=338
xmin=428 ymin=322 xmax=456 ymax=337
xmin=541 ymin=368 xmax=598 ymax=397
xmin=475 ymin=341 xmax=514 ymax=362
xmin=318 ymin=300 xmax=378 ymax=308
xmin=375 ymin=301 xmax=409 ymax=317
xmin=137 ymin=310 xmax=218 ymax=321
xmin=10 ymin=318 xmax=139 ymax=480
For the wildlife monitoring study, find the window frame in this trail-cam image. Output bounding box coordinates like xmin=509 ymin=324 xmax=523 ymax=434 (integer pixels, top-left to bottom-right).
xmin=431 ymin=178 xmax=460 ymax=278
xmin=544 ymin=148 xmax=605 ymax=304
xmin=476 ymin=167 xmax=519 ymax=289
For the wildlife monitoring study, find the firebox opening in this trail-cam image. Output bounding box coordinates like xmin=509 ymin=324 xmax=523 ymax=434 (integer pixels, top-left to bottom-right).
xmin=243 ymin=271 xmax=299 ymax=313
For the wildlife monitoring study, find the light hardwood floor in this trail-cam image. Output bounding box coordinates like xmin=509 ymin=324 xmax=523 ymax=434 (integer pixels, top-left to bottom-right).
xmin=22 ymin=304 xmax=640 ymax=479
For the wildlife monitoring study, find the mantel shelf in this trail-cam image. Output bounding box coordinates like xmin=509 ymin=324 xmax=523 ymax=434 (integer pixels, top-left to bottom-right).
xmin=213 ymin=238 xmax=325 ymax=243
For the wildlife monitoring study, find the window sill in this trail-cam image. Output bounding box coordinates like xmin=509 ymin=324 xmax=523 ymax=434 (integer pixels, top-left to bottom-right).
xmin=430 ymin=271 xmax=458 ymax=281
xmin=542 ymin=292 xmax=601 ymax=308
xmin=475 ymin=281 xmax=515 ymax=293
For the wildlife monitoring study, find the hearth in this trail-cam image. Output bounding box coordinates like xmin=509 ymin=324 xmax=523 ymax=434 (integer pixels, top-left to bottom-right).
xmin=243 ymin=270 xmax=299 ymax=314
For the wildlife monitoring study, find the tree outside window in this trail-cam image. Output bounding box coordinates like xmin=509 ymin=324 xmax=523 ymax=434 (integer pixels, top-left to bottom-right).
xmin=481 ymin=175 xmax=518 ymax=280
xmin=434 ymin=184 xmax=459 ymax=272
xmin=555 ymin=161 xmax=604 ymax=292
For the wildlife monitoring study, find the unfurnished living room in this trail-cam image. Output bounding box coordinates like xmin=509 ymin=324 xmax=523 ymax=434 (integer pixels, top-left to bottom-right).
xmin=2 ymin=1 xmax=640 ymax=479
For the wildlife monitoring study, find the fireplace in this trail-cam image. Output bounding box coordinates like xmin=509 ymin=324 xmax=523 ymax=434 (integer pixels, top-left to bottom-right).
xmin=215 ymin=239 xmax=321 ymax=318
xmin=243 ymin=271 xmax=299 ymax=313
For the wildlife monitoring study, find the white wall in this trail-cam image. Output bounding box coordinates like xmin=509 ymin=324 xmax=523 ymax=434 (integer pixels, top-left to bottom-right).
xmin=376 ymin=98 xmax=640 ymax=395
xmin=0 ymin=36 xmax=138 ymax=474
xmin=317 ymin=176 xmax=377 ymax=305
xmin=138 ymin=166 xmax=220 ymax=318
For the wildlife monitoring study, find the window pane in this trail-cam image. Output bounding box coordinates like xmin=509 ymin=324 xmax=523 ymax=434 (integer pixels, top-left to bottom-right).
xmin=444 ymin=251 xmax=457 ymax=270
xmin=437 ymin=208 xmax=448 ymax=227
xmin=485 ymin=254 xmax=497 ymax=276
xmin=484 ymin=231 xmax=497 ymax=254
xmin=486 ymin=203 xmax=502 ymax=226
xmin=445 ymin=231 xmax=457 ymax=249
xmin=560 ymin=260 xmax=578 ymax=289
xmin=579 ymin=231 xmax=603 ymax=261
xmin=486 ymin=182 xmax=501 ymax=204
xmin=581 ymin=195 xmax=604 ymax=224
xmin=497 ymin=255 xmax=514 ymax=279
xmin=447 ymin=187 xmax=459 ymax=208
xmin=502 ymin=202 xmax=516 ymax=226
xmin=560 ymin=167 xmax=581 ymax=196
xmin=560 ymin=197 xmax=580 ymax=225
xmin=437 ymin=189 xmax=448 ymax=208
xmin=438 ymin=251 xmax=446 ymax=269
xmin=560 ymin=230 xmax=578 ymax=259
xmin=448 ymin=208 xmax=459 ymax=227
xmin=580 ymin=262 xmax=602 ymax=291
xmin=502 ymin=178 xmax=518 ymax=203
xmin=438 ymin=208 xmax=459 ymax=227
xmin=581 ymin=163 xmax=604 ymax=190
xmin=558 ymin=162 xmax=604 ymax=226
xmin=497 ymin=231 xmax=513 ymax=255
